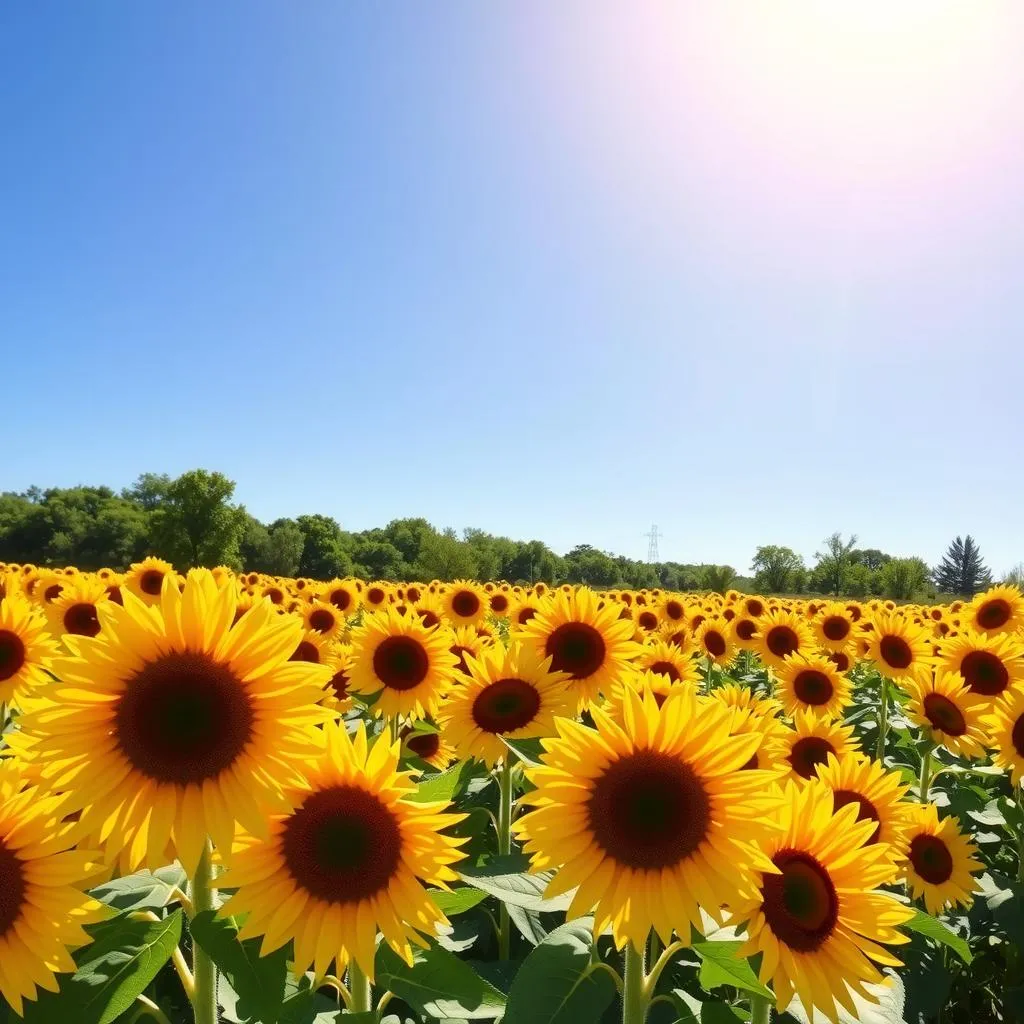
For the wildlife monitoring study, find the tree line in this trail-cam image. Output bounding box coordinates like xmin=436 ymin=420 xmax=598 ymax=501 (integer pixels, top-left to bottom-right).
xmin=0 ymin=471 xmax=1015 ymax=599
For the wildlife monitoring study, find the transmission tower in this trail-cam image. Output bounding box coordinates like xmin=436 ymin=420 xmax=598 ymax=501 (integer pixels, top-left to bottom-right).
xmin=644 ymin=524 xmax=662 ymax=563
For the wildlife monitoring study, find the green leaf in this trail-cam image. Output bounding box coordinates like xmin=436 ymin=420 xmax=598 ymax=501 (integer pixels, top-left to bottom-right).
xmin=375 ymin=940 xmax=506 ymax=1019
xmin=901 ymin=908 xmax=972 ymax=964
xmin=507 ymin=902 xmax=549 ymax=945
xmin=22 ymin=910 xmax=183 ymax=1024
xmin=701 ymin=1003 xmax=747 ymax=1023
xmin=190 ymin=910 xmax=290 ymax=1023
xmin=90 ymin=865 xmax=187 ymax=913
xmin=409 ymin=759 xmax=482 ymax=804
xmin=460 ymin=854 xmax=573 ymax=912
xmin=502 ymin=919 xmax=616 ymax=1024
xmin=501 ymin=736 xmax=546 ymax=766
xmin=430 ymin=887 xmax=489 ymax=916
xmin=967 ymin=800 xmax=1006 ymax=827
xmin=692 ymin=940 xmax=773 ymax=1000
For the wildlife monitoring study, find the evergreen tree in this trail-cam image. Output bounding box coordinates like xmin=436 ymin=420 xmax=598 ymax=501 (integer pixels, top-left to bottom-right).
xmin=933 ymin=535 xmax=992 ymax=596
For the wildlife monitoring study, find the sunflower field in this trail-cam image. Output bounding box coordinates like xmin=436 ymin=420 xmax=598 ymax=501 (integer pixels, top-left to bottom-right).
xmin=1 ymin=559 xmax=1024 ymax=1024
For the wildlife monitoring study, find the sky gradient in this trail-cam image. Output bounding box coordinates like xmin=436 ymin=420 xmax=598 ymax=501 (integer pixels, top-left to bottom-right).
xmin=3 ymin=2 xmax=1022 ymax=574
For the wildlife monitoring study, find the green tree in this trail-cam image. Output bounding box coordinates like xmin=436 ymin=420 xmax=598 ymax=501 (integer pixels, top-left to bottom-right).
xmin=296 ymin=514 xmax=353 ymax=579
xmin=149 ymin=470 xmax=247 ymax=569
xmin=700 ymin=564 xmax=736 ymax=595
xmin=1002 ymin=563 xmax=1024 ymax=588
xmin=414 ymin=530 xmax=477 ymax=581
xmin=812 ymin=532 xmax=859 ymax=596
xmin=563 ymin=545 xmax=623 ymax=587
xmin=851 ymin=548 xmax=890 ymax=571
xmin=879 ymin=557 xmax=930 ymax=600
xmin=750 ymin=545 xmax=805 ymax=593
xmin=933 ymin=536 xmax=992 ymax=597
xmin=503 ymin=540 xmax=563 ymax=584
xmin=122 ymin=472 xmax=172 ymax=510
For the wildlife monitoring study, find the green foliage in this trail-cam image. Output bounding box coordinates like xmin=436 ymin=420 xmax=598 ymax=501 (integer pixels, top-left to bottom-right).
xmin=933 ymin=535 xmax=993 ymax=596
xmin=812 ymin=531 xmax=859 ymax=596
xmin=751 ymin=545 xmax=805 ymax=592
xmin=879 ymin=557 xmax=930 ymax=600
xmin=700 ymin=564 xmax=737 ymax=595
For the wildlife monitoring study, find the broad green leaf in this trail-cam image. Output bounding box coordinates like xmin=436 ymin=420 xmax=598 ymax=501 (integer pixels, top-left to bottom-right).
xmin=460 ymin=855 xmax=573 ymax=912
xmin=375 ymin=940 xmax=506 ymax=1019
xmin=967 ymin=800 xmax=1006 ymax=827
xmin=90 ymin=865 xmax=187 ymax=913
xmin=278 ymin=973 xmax=339 ymax=1024
xmin=190 ymin=910 xmax=290 ymax=1023
xmin=501 ymin=736 xmax=546 ymax=766
xmin=701 ymin=1002 xmax=747 ymax=1023
xmin=430 ymin=887 xmax=489 ymax=916
xmin=507 ymin=902 xmax=548 ymax=945
xmin=501 ymin=919 xmax=616 ymax=1024
xmin=22 ymin=910 xmax=183 ymax=1024
xmin=902 ymin=909 xmax=972 ymax=964
xmin=410 ymin=759 xmax=482 ymax=804
xmin=692 ymin=940 xmax=772 ymax=1000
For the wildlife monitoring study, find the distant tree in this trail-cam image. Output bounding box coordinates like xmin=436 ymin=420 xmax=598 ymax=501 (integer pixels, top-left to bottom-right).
xmin=879 ymin=557 xmax=930 ymax=600
xmin=503 ymin=540 xmax=563 ymax=584
xmin=750 ymin=545 xmax=805 ymax=593
xmin=813 ymin=532 xmax=859 ymax=596
xmin=414 ymin=530 xmax=477 ymax=581
xmin=852 ymin=548 xmax=891 ymax=571
xmin=563 ymin=545 xmax=622 ymax=588
xmin=122 ymin=473 xmax=172 ymax=511
xmin=933 ymin=536 xmax=992 ymax=597
xmin=701 ymin=564 xmax=736 ymax=595
xmin=296 ymin=514 xmax=353 ymax=579
xmin=1002 ymin=563 xmax=1024 ymax=588
xmin=149 ymin=470 xmax=246 ymax=569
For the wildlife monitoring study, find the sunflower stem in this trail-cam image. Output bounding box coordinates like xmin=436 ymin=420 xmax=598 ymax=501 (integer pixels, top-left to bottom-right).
xmin=875 ymin=675 xmax=889 ymax=761
xmin=919 ymin=744 xmax=934 ymax=803
xmin=348 ymin=960 xmax=372 ymax=1014
xmin=749 ymin=993 xmax=772 ymax=1024
xmin=190 ymin=842 xmax=217 ymax=1024
xmin=1016 ymin=785 xmax=1024 ymax=883
xmin=497 ymin=754 xmax=515 ymax=959
xmin=622 ymin=940 xmax=648 ymax=1024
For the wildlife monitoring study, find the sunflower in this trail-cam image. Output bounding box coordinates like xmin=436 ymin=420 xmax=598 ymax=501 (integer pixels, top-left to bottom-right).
xmin=756 ymin=610 xmax=817 ymax=670
xmin=867 ymin=613 xmax=933 ymax=681
xmin=449 ymin=624 xmax=489 ymax=677
xmin=712 ymin=682 xmax=783 ymax=719
xmin=814 ymin=753 xmax=912 ymax=850
xmin=513 ymin=686 xmax=781 ymax=951
xmin=362 ymin=582 xmax=392 ymax=612
xmin=774 ymin=653 xmax=851 ymax=722
xmin=0 ymin=770 xmax=107 ymax=1014
xmin=695 ymin=617 xmax=736 ymax=667
xmin=401 ymin=723 xmax=457 ymax=771
xmin=729 ymin=614 xmax=760 ymax=650
xmin=659 ymin=594 xmax=688 ymax=626
xmin=487 ymin=590 xmax=512 ymax=618
xmin=289 ymin=629 xmax=332 ymax=665
xmin=515 ymin=587 xmax=642 ymax=708
xmin=900 ymin=804 xmax=983 ymax=914
xmin=939 ymin=628 xmax=1024 ymax=699
xmin=31 ymin=570 xmax=67 ymax=607
xmin=11 ymin=570 xmax=334 ymax=875
xmin=123 ymin=556 xmax=177 ymax=606
xmin=218 ymin=720 xmax=465 ymax=982
xmin=319 ymin=579 xmax=357 ymax=619
xmin=726 ymin=706 xmax=791 ymax=774
xmin=824 ymin=648 xmax=855 ymax=675
xmin=323 ymin=644 xmax=355 ymax=712
xmin=730 ymin=780 xmax=911 ymax=1023
xmin=442 ymin=581 xmax=487 ymax=628
xmin=904 ymin=670 xmax=989 ymax=758
xmin=413 ymin=594 xmax=447 ymax=631
xmin=303 ymin=600 xmax=346 ymax=642
xmin=0 ymin=590 xmax=59 ymax=706
xmin=632 ymin=606 xmax=661 ymax=637
xmin=439 ymin=643 xmax=572 ymax=766
xmin=634 ymin=639 xmax=701 ymax=686
xmin=780 ymin=711 xmax=858 ymax=783
xmin=44 ymin=574 xmax=112 ymax=640
xmin=812 ymin=602 xmax=857 ymax=653
xmin=982 ymin=687 xmax=1024 ymax=785
xmin=510 ymin=597 xmax=543 ymax=628
xmin=968 ymin=585 xmax=1024 ymax=636
xmin=348 ymin=608 xmax=457 ymax=721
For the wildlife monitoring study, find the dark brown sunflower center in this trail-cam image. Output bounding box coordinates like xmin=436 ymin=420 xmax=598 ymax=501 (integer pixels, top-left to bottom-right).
xmin=762 ymin=850 xmax=838 ymax=952
xmin=329 ymin=667 xmax=351 ymax=701
xmin=587 ymin=751 xmax=710 ymax=869
xmin=746 ymin=599 xmax=764 ymax=617
xmin=107 ymin=586 xmax=124 ymax=605
xmin=1011 ymin=714 xmax=1024 ymax=758
xmin=827 ymin=651 xmax=851 ymax=673
xmin=648 ymin=660 xmax=681 ymax=682
xmin=832 ymin=790 xmax=881 ymax=844
xmin=308 ymin=609 xmax=336 ymax=634
xmin=976 ymin=599 xmax=1011 ymax=630
xmin=0 ymin=630 xmax=27 ymax=682
xmin=923 ymin=693 xmax=967 ymax=736
xmin=703 ymin=630 xmax=727 ymax=658
xmin=451 ymin=645 xmax=473 ymax=675
xmin=406 ymin=732 xmax=441 ymax=760
xmin=282 ymin=785 xmax=402 ymax=903
xmin=406 ymin=587 xmax=421 ymax=603
xmin=290 ymin=641 xmax=321 ymax=663
xmin=793 ymin=670 xmax=833 ymax=706
xmin=789 ymin=737 xmax=835 ymax=780
xmin=822 ymin=617 xmax=850 ymax=642
xmin=367 ymin=587 xmax=386 ymax=605
xmin=638 ymin=612 xmax=658 ymax=631
xmin=63 ymin=602 xmax=101 ymax=637
xmin=451 ymin=591 xmax=480 ymax=618
xmin=472 ymin=678 xmax=541 ymax=733
xmin=517 ymin=607 xmax=537 ymax=625
xmin=140 ymin=570 xmax=164 ymax=596
xmin=419 ymin=610 xmax=441 ymax=629
xmin=0 ymin=839 xmax=26 ymax=937
xmin=767 ymin=626 xmax=799 ymax=658
xmin=329 ymin=589 xmax=352 ymax=611
xmin=736 ymin=620 xmax=757 ymax=641
xmin=959 ymin=650 xmax=1009 ymax=696
xmin=879 ymin=635 xmax=912 ymax=669
xmin=373 ymin=636 xmax=429 ymax=691
xmin=265 ymin=588 xmax=284 ymax=605
xmin=909 ymin=834 xmax=954 ymax=885
xmin=115 ymin=651 xmax=254 ymax=784
xmin=665 ymin=601 xmax=684 ymax=621
xmin=545 ymin=623 xmax=606 ymax=679
xmin=44 ymin=584 xmax=63 ymax=602
xmin=490 ymin=595 xmax=509 ymax=613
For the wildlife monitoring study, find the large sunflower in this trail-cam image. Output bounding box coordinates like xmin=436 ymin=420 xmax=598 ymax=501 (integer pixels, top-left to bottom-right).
xmin=774 ymin=653 xmax=851 ymax=722
xmin=756 ymin=610 xmax=817 ymax=670
xmin=322 ymin=578 xmax=359 ymax=619
xmin=513 ymin=687 xmax=780 ymax=951
xmin=44 ymin=574 xmax=112 ymax=640
xmin=900 ymin=804 xmax=983 ymax=914
xmin=967 ymin=585 xmax=1024 ymax=636
xmin=634 ymin=639 xmax=701 ymax=686
xmin=982 ymin=687 xmax=1024 ymax=785
xmin=813 ymin=752 xmax=911 ymax=850
xmin=780 ymin=711 xmax=858 ymax=783
xmin=939 ymin=628 xmax=1024 ymax=699
xmin=438 ymin=643 xmax=572 ymax=766
xmin=12 ymin=570 xmax=334 ymax=874
xmin=0 ymin=767 xmax=107 ymax=1014
xmin=348 ymin=608 xmax=457 ymax=721
xmin=219 ymin=720 xmax=465 ymax=982
xmin=904 ymin=669 xmax=989 ymax=758
xmin=0 ymin=590 xmax=59 ymax=706
xmin=443 ymin=581 xmax=487 ymax=628
xmin=867 ymin=613 xmax=933 ymax=681
xmin=515 ymin=587 xmax=642 ymax=707
xmin=303 ymin=600 xmax=346 ymax=642
xmin=729 ymin=780 xmax=912 ymax=1024
xmin=812 ymin=602 xmax=857 ymax=653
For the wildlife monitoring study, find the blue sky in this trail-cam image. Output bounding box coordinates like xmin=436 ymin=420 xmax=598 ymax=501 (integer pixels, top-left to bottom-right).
xmin=3 ymin=2 xmax=1022 ymax=574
